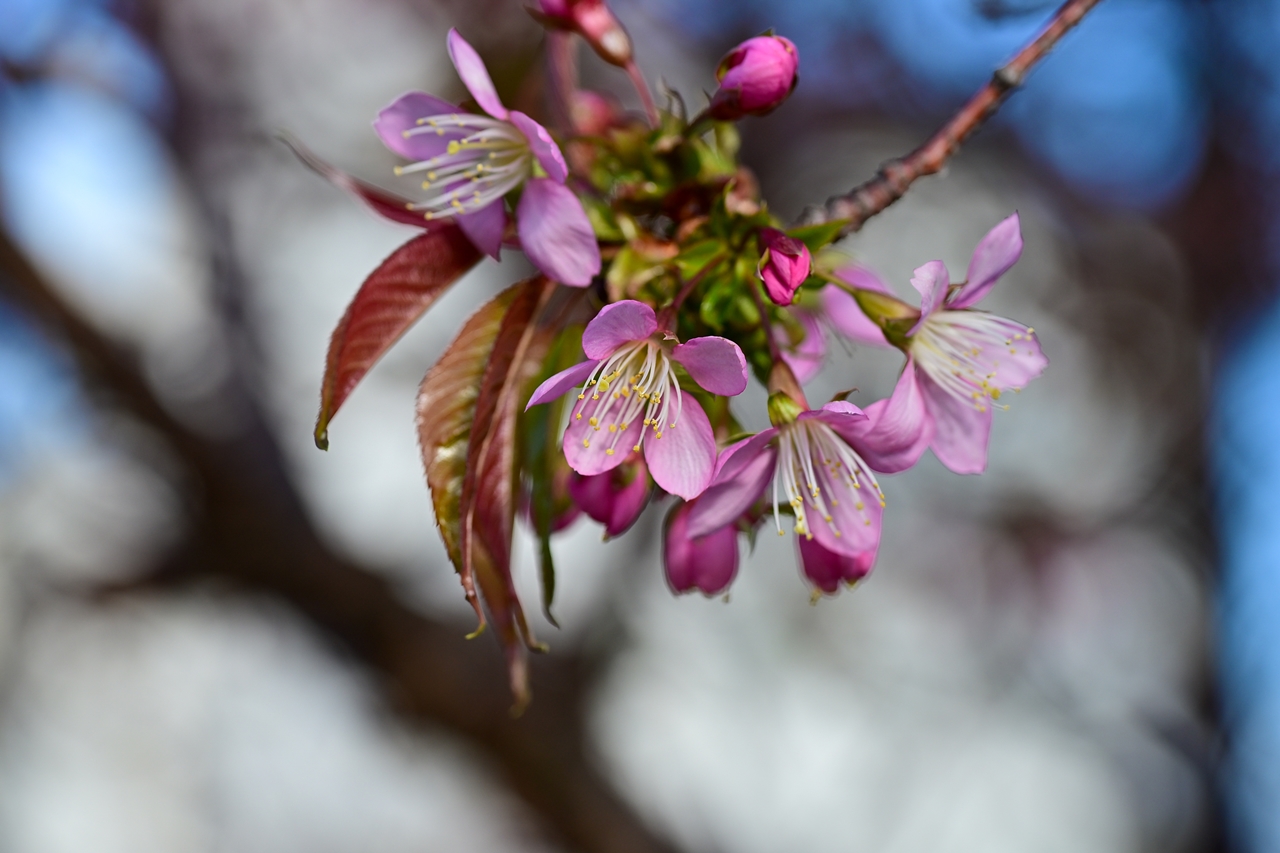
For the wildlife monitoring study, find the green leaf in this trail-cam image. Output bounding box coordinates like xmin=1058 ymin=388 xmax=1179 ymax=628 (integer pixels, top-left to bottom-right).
xmin=786 ymin=220 xmax=850 ymax=254
xmin=673 ymin=239 xmax=725 ymax=281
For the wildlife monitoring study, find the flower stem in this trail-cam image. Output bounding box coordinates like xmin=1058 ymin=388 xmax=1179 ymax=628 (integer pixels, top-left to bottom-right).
xmin=797 ymin=0 xmax=1106 ymax=236
xmin=546 ymin=32 xmax=581 ymax=135
xmin=625 ymin=60 xmax=660 ymax=127
xmin=746 ymin=279 xmax=783 ymax=363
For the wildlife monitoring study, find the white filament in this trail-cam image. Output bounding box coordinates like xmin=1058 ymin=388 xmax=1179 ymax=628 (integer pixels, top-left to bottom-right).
xmin=573 ymin=341 xmax=685 ymax=456
xmin=396 ymin=114 xmax=531 ymax=219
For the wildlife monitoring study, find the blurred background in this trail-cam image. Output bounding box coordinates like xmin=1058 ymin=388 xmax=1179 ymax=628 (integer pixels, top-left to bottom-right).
xmin=0 ymin=0 xmax=1275 ymax=850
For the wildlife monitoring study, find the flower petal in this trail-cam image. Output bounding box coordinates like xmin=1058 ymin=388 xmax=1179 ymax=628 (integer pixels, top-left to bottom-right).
xmin=643 ymin=394 xmax=718 ymax=500
xmin=919 ymin=370 xmax=992 ymax=474
xmin=508 ymin=111 xmax=568 ymax=183
xmin=797 ymin=535 xmax=875 ymax=595
xmin=686 ymin=430 xmax=778 ymax=537
xmin=447 ymin=29 xmax=509 ymax=120
xmin=582 ymin=300 xmax=657 ymax=359
xmin=516 ymin=178 xmax=601 ymax=287
xmin=665 ymin=502 xmax=739 ymax=596
xmin=806 ymin=453 xmax=882 ymax=558
xmin=822 ymin=285 xmax=890 ymax=347
xmin=455 ymin=200 xmax=506 ymax=260
xmin=951 ymin=212 xmax=1022 ymax=309
xmin=671 ymin=336 xmax=748 ymax=396
xmin=563 ymin=403 xmax=630 ymax=476
xmin=907 ymin=260 xmax=950 ymax=334
xmin=526 ymin=359 xmax=598 ymax=410
xmin=826 ymin=364 xmax=931 ymax=473
xmin=374 ymin=92 xmax=460 ymax=160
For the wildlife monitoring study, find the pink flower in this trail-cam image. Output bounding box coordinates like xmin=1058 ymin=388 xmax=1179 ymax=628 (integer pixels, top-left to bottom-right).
xmin=708 ymin=35 xmax=799 ymax=121
xmin=797 ymin=535 xmax=874 ymax=595
xmin=823 ymin=213 xmax=1048 ymax=474
xmin=374 ymin=29 xmax=601 ymax=286
xmin=526 ymin=300 xmax=749 ymax=500
xmin=757 ymin=228 xmax=811 ymax=306
xmin=568 ymin=451 xmax=653 ymax=539
xmin=685 ymin=368 xmax=930 ymax=574
xmin=664 ymin=500 xmax=739 ymax=596
xmin=534 ymin=0 xmax=632 ymax=66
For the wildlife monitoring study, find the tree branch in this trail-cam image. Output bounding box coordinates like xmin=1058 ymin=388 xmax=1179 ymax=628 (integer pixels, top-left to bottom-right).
xmin=798 ymin=0 xmax=1106 ymax=235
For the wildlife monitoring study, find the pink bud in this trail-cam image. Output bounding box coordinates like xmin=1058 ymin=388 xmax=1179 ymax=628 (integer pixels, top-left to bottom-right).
xmin=708 ymin=35 xmax=798 ymax=120
xmin=534 ymin=0 xmax=632 ymax=66
xmin=797 ymin=535 xmax=874 ymax=595
xmin=664 ymin=502 xmax=739 ymax=596
xmin=757 ymin=227 xmax=811 ymax=306
xmin=568 ymin=451 xmax=652 ymax=539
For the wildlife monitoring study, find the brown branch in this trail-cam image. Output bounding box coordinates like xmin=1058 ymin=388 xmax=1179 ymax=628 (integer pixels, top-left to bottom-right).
xmin=0 ymin=231 xmax=682 ymax=853
xmin=798 ymin=0 xmax=1106 ymax=235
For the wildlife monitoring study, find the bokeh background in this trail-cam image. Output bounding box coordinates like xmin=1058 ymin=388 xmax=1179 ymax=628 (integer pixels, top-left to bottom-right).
xmin=0 ymin=0 xmax=1275 ymax=851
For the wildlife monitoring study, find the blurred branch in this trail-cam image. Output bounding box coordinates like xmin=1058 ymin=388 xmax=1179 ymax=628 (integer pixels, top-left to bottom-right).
xmin=798 ymin=0 xmax=1105 ymax=235
xmin=0 ymin=229 xmax=682 ymax=853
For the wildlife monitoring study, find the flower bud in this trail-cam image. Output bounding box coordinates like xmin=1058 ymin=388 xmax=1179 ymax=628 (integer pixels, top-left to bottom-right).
xmin=757 ymin=227 xmax=811 ymax=306
xmin=664 ymin=501 xmax=739 ymax=596
xmin=532 ymin=0 xmax=633 ymax=67
xmin=568 ymin=451 xmax=653 ymax=539
xmin=797 ymin=535 xmax=874 ymax=595
xmin=707 ymin=35 xmax=798 ymax=121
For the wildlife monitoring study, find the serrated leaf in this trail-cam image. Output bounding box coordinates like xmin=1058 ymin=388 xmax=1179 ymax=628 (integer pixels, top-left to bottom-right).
xmin=316 ymin=227 xmax=482 ymax=449
xmin=280 ymin=132 xmax=429 ymax=229
xmin=787 ymin=220 xmax=849 ymax=253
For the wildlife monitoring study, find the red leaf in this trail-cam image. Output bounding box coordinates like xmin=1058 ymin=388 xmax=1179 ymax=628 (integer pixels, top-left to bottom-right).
xmin=279 ymin=132 xmax=430 ymax=228
xmin=315 ymin=227 xmax=482 ymax=449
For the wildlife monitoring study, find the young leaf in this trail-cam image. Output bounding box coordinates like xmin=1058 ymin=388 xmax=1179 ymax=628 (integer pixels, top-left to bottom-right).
xmin=316 ymin=227 xmax=482 ymax=449
xmin=279 ymin=132 xmax=431 ymax=228
xmin=786 ymin=220 xmax=849 ymax=254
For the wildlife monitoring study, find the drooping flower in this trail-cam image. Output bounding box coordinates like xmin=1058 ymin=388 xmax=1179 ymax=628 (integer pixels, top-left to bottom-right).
xmin=757 ymin=227 xmax=811 ymax=306
xmin=708 ymin=34 xmax=799 ymax=121
xmin=664 ymin=500 xmax=739 ymax=596
xmin=374 ymin=29 xmax=601 ymax=286
xmin=824 ymin=213 xmax=1047 ymax=474
xmin=685 ymin=365 xmax=930 ymax=585
xmin=526 ymin=300 xmax=749 ymax=500
xmin=797 ymin=535 xmax=874 ymax=594
xmin=533 ymin=0 xmax=632 ymax=67
xmin=568 ymin=450 xmax=653 ymax=539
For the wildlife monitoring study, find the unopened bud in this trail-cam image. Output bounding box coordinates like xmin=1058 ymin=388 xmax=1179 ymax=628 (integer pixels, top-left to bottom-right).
xmin=767 ymin=391 xmax=804 ymax=427
xmin=707 ymin=35 xmax=798 ymax=121
xmin=757 ymin=227 xmax=811 ymax=306
xmin=532 ymin=0 xmax=633 ymax=66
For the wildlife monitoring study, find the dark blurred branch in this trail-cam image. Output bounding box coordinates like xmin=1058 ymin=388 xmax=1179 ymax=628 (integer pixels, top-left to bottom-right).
xmin=798 ymin=0 xmax=1105 ymax=235
xmin=0 ymin=229 xmax=682 ymax=853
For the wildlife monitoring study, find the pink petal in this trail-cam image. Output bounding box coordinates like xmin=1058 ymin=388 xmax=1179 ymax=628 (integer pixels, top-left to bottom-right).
xmin=581 ymin=300 xmax=656 ymax=359
xmin=951 ymin=212 xmax=1023 ymax=309
xmin=526 ymin=359 xmax=598 ymax=410
xmin=826 ymin=365 xmax=931 ymax=474
xmin=803 ymin=441 xmax=883 ymax=558
xmin=797 ymin=535 xmax=875 ymax=595
xmin=447 ymin=29 xmax=509 ymax=120
xmin=671 ymin=336 xmax=748 ymax=396
xmin=568 ymin=454 xmax=652 ymax=538
xmin=456 ymin=200 xmax=506 ymax=260
xmin=686 ymin=430 xmax=777 ymax=537
xmin=821 ymin=285 xmax=889 ymax=347
xmin=508 ymin=111 xmax=568 ymax=183
xmin=805 ymin=400 xmax=867 ymax=421
xmin=374 ymin=92 xmax=460 ymax=160
xmin=643 ymin=394 xmax=718 ymax=500
xmin=779 ymin=309 xmax=827 ymax=382
xmin=907 ymin=260 xmax=951 ymax=334
xmin=563 ymin=402 xmax=630 ymax=477
xmin=516 ymin=178 xmax=601 ymax=287
xmin=665 ymin=502 xmax=739 ymax=596
xmin=919 ymin=370 xmax=992 ymax=474
xmin=988 ymin=324 xmax=1048 ymax=390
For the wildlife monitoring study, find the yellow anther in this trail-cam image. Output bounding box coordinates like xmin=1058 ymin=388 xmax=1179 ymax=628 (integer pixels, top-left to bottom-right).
xmin=856 ymin=501 xmax=864 ymax=510
xmin=654 ymin=431 xmax=663 ymax=439
xmin=582 ymin=439 xmax=590 ymax=447
xmin=393 ymin=165 xmax=404 ymax=175
xmin=605 ymin=448 xmax=614 ymax=456
xmin=608 ymin=425 xmax=617 ymax=433
xmin=632 ymin=444 xmax=641 ymax=452
xmin=577 ymin=393 xmax=585 ymax=400
xmin=447 ymin=141 xmax=460 ymax=155
xmin=588 ymin=417 xmax=598 ymax=427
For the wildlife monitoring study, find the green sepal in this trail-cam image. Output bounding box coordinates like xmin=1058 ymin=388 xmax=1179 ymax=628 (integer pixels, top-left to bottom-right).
xmin=786 ymin=220 xmax=849 ymax=253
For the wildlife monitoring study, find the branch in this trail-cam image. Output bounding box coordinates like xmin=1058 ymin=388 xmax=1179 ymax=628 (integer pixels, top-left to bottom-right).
xmin=0 ymin=230 xmax=682 ymax=853
xmin=798 ymin=0 xmax=1106 ymax=235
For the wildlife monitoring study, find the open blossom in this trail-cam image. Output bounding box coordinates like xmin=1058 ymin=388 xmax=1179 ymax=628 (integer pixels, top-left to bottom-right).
xmin=824 ymin=213 xmax=1047 ymax=474
xmin=685 ymin=367 xmax=929 ymax=585
xmin=374 ymin=29 xmax=600 ymax=286
xmin=757 ymin=228 xmax=811 ymax=306
xmin=526 ymin=300 xmax=749 ymax=500
xmin=708 ymin=35 xmax=799 ymax=120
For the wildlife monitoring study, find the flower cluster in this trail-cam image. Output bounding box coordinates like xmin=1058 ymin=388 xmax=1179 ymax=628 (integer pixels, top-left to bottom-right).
xmin=300 ymin=8 xmax=1048 ymax=701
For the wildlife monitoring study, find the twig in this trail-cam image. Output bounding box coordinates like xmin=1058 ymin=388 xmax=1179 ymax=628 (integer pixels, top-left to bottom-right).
xmin=797 ymin=0 xmax=1106 ymax=235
